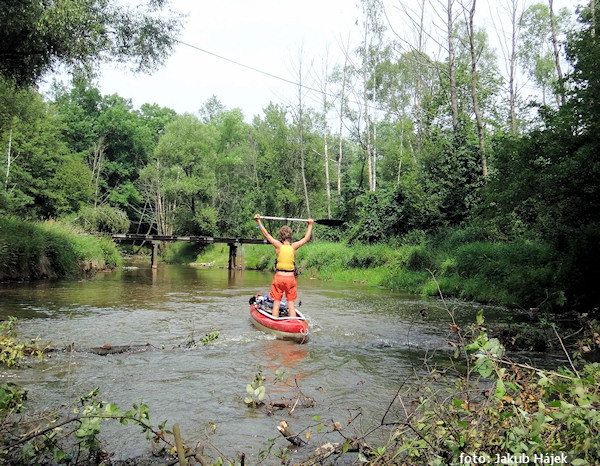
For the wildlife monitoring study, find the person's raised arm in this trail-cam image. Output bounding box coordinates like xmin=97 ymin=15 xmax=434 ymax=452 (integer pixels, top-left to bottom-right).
xmin=254 ymin=214 xmax=280 ymax=247
xmin=293 ymin=218 xmax=313 ymax=249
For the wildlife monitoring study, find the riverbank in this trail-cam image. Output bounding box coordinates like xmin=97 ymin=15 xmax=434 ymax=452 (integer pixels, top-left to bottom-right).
xmin=181 ymin=229 xmax=562 ymax=313
xmin=0 ymin=217 xmax=122 ymax=281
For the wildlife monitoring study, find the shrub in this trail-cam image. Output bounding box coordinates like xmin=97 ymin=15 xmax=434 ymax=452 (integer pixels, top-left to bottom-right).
xmin=406 ymin=246 xmax=438 ymax=272
xmin=74 ymin=205 xmax=130 ymax=235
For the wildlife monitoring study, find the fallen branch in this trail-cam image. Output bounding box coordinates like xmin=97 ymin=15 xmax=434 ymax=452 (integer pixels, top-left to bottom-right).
xmin=277 ymin=421 xmax=306 ymax=447
xmin=303 ymin=439 xmax=368 ymax=465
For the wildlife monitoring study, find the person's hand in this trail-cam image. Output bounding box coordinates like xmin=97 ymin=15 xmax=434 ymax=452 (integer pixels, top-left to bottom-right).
xmin=307 ymin=218 xmax=314 ymax=224
xmin=254 ymin=214 xmax=261 ymax=222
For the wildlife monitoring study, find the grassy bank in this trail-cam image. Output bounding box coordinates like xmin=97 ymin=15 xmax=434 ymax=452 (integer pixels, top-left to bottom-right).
xmin=0 ymin=217 xmax=122 ymax=281
xmin=192 ymin=229 xmax=563 ymax=311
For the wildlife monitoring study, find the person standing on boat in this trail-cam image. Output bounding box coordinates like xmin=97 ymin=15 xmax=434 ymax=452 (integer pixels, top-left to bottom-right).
xmin=254 ymin=215 xmax=313 ymax=318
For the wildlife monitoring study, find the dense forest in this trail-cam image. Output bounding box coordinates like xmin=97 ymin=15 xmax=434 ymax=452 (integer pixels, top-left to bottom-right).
xmin=1 ymin=0 xmax=598 ymax=314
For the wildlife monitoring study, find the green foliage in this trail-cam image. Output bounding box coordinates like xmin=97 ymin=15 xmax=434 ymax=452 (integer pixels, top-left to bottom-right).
xmin=0 ymin=81 xmax=93 ymax=218
xmin=74 ymin=204 xmax=130 ymax=234
xmin=405 ymin=246 xmax=437 ymax=272
xmin=446 ymin=240 xmax=558 ymax=307
xmin=0 ymin=217 xmax=121 ymax=280
xmin=200 ymin=328 xmax=220 ymax=345
xmin=0 ymin=0 xmax=183 ymax=86
xmin=358 ymin=312 xmax=600 ymax=465
xmin=244 ymin=367 xmax=266 ymax=408
xmin=0 ymin=317 xmax=44 ymax=368
xmin=0 ymin=383 xmax=27 ymax=418
xmin=2 ymin=387 xmax=172 ymax=465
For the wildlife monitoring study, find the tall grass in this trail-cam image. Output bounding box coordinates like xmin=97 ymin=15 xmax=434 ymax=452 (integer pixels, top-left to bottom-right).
xmin=0 ymin=217 xmax=121 ymax=281
xmin=195 ymin=232 xmax=563 ymax=310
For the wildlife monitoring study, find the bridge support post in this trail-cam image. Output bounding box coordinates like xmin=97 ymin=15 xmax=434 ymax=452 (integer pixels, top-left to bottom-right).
xmin=228 ymin=242 xmax=240 ymax=270
xmin=151 ymin=241 xmax=159 ymax=269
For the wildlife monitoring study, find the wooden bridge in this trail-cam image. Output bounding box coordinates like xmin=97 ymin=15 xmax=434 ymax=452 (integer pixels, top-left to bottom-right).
xmin=112 ymin=234 xmax=268 ymax=269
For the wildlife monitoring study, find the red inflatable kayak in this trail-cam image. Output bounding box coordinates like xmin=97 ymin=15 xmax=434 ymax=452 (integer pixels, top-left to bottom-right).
xmin=249 ymin=294 xmax=309 ymax=343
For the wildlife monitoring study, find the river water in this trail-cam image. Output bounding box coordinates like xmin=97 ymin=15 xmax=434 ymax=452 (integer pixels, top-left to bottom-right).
xmin=0 ymin=265 xmax=524 ymax=464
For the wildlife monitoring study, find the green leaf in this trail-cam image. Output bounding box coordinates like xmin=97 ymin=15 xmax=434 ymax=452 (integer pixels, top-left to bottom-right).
xmin=494 ymin=379 xmax=506 ymax=399
xmin=342 ymin=438 xmax=351 ymax=454
xmin=451 ymin=398 xmax=464 ymax=407
xmin=476 ymin=309 xmax=484 ymax=325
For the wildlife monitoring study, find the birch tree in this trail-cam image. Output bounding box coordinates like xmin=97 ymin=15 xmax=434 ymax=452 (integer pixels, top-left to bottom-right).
xmin=290 ymin=48 xmax=312 ymax=219
xmin=548 ymin=0 xmax=565 ymax=105
xmin=462 ymin=0 xmax=487 ymax=177
xmin=519 ymin=2 xmax=570 ymax=106
xmin=314 ymin=51 xmax=333 ymax=219
xmin=446 ymin=0 xmax=460 ymax=134
xmin=489 ymin=0 xmax=525 ymax=134
xmin=358 ymin=0 xmax=387 ymax=192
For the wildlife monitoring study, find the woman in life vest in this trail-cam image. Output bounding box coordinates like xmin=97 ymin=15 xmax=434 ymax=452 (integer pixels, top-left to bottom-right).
xmin=254 ymin=215 xmax=313 ymax=317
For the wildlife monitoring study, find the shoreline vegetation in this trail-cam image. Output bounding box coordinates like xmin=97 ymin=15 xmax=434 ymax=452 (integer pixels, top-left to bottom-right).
xmin=0 ymin=217 xmax=122 ymax=282
xmin=168 ymin=229 xmax=564 ymax=313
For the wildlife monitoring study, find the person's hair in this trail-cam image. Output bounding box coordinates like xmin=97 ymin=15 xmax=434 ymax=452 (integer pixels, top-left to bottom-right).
xmin=279 ymin=226 xmax=293 ymax=242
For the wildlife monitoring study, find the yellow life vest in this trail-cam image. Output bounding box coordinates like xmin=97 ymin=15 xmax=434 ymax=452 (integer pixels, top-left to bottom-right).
xmin=276 ymin=244 xmax=295 ymax=272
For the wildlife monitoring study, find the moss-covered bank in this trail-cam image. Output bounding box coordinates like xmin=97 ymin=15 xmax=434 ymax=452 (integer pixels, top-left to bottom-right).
xmin=0 ymin=217 xmax=122 ymax=281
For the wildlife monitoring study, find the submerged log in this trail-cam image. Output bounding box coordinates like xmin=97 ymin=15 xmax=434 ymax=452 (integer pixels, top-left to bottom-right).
xmin=86 ymin=343 xmax=154 ymax=355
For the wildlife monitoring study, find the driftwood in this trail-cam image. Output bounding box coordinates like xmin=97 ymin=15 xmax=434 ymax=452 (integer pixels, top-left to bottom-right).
xmin=277 ymin=421 xmax=307 ymax=447
xmin=302 ymin=440 xmax=366 ymax=465
xmin=277 ymin=419 xmax=374 ymax=466
xmin=46 ymin=343 xmax=155 ymax=356
xmin=44 ymin=343 xmax=155 ymax=356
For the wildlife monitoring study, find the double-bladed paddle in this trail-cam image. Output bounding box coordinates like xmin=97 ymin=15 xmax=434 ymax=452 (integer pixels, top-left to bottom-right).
xmin=258 ymin=215 xmax=343 ymax=227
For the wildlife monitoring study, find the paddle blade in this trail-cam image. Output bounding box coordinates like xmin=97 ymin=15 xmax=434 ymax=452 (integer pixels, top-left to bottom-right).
xmin=314 ymin=218 xmax=344 ymax=226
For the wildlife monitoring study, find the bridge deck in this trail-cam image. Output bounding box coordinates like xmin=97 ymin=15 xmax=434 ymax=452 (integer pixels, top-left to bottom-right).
xmin=111 ymin=234 xmax=268 ymax=269
xmin=112 ymin=234 xmax=268 ymax=245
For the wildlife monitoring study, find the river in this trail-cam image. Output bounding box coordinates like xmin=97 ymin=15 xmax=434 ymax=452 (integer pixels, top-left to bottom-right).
xmin=0 ymin=264 xmax=530 ymax=464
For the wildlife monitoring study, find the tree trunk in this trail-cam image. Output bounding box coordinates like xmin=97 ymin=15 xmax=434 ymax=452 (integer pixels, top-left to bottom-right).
xmin=362 ymin=19 xmax=374 ymax=192
xmin=592 ymin=0 xmax=596 ymax=36
xmin=297 ymin=58 xmax=311 ymax=218
xmin=416 ymin=0 xmax=426 ymax=152
xmin=337 ymin=40 xmax=350 ymax=212
xmin=467 ymin=0 xmax=487 ymax=178
xmin=508 ymin=0 xmax=519 ymax=135
xmin=4 ymin=128 xmax=12 ymax=192
xmin=372 ymin=79 xmax=377 ymax=192
xmin=548 ymin=0 xmax=565 ymax=105
xmin=89 ymin=135 xmax=105 ymax=208
xmin=447 ymin=0 xmax=460 ymax=134
xmin=320 ymin=57 xmax=332 ymax=219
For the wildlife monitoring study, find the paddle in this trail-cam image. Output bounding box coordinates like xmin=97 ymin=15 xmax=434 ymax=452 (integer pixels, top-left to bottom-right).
xmin=258 ymin=215 xmax=343 ymax=227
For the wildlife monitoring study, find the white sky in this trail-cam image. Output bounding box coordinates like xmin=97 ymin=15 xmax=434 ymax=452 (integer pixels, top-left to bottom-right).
xmin=97 ymin=0 xmax=361 ymax=119
xmin=58 ymin=0 xmax=578 ymax=120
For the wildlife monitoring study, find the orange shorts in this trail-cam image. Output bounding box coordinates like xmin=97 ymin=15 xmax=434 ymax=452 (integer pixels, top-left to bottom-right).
xmin=270 ymin=274 xmax=297 ymax=301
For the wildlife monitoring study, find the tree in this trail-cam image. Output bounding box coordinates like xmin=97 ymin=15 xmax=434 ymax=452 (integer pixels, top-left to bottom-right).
xmin=140 ymin=113 xmax=218 ymax=236
xmin=463 ymin=0 xmax=487 ymax=178
xmin=489 ymin=0 xmax=526 ymax=135
xmin=314 ymin=51 xmax=333 ymax=219
xmin=0 ymin=82 xmax=92 ymax=218
xmin=358 ymin=0 xmax=387 ymax=192
xmin=53 ymin=79 xmax=171 ymax=225
xmin=518 ymin=2 xmax=571 ymax=106
xmin=484 ymin=6 xmax=600 ymax=310
xmin=0 ymin=0 xmax=183 ymax=86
